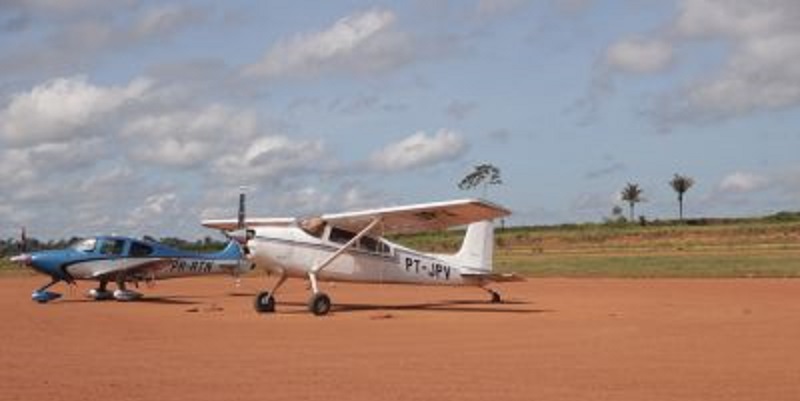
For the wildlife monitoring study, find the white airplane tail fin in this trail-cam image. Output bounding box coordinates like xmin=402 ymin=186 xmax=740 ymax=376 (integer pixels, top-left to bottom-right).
xmin=454 ymin=220 xmax=495 ymax=272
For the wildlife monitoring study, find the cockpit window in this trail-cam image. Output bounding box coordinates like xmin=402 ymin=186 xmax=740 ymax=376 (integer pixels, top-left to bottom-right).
xmin=99 ymin=239 xmax=126 ymax=256
xmin=360 ymin=236 xmax=379 ymax=252
xmin=329 ymin=227 xmax=356 ymax=245
xmin=359 ymin=236 xmax=391 ymax=255
xmin=129 ymin=241 xmax=154 ymax=257
xmin=72 ymin=238 xmax=97 ymax=252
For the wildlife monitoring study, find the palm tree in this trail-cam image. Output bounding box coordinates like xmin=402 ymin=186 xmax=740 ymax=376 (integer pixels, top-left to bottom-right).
xmin=669 ymin=174 xmax=695 ymax=221
xmin=458 ymin=164 xmax=502 ymax=198
xmin=620 ymin=183 xmax=644 ymax=222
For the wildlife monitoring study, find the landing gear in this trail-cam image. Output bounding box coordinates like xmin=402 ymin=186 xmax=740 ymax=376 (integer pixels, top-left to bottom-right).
xmin=32 ymin=279 xmax=61 ymax=303
xmin=253 ymin=272 xmax=286 ymax=314
xmin=484 ymin=288 xmax=502 ymax=304
xmin=113 ymin=289 xmax=142 ymax=302
xmin=308 ymin=292 xmax=331 ymax=316
xmin=307 ymin=272 xmax=332 ymax=316
xmin=113 ymin=276 xmax=142 ymax=302
xmin=254 ymin=291 xmax=275 ymax=313
xmin=88 ymin=280 xmax=113 ymax=301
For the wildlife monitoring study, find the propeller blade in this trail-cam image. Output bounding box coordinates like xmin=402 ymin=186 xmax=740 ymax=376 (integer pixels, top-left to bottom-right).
xmin=231 ymin=186 xmax=252 ymax=254
xmin=237 ymin=189 xmax=246 ymax=230
xmin=19 ymin=226 xmax=27 ymax=253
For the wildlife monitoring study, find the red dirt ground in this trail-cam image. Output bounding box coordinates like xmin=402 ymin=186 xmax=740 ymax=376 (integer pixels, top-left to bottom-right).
xmin=1 ymin=276 xmax=799 ymax=401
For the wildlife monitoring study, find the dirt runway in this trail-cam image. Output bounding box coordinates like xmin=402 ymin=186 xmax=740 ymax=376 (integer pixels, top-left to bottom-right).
xmin=1 ymin=275 xmax=799 ymax=401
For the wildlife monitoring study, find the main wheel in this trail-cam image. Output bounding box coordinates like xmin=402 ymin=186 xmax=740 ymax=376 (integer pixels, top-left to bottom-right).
xmin=254 ymin=291 xmax=276 ymax=313
xmin=308 ymin=293 xmax=331 ymax=316
xmin=490 ymin=290 xmax=502 ymax=304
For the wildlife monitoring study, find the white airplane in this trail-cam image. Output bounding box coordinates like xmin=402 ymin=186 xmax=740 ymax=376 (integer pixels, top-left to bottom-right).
xmin=203 ymin=198 xmax=522 ymax=316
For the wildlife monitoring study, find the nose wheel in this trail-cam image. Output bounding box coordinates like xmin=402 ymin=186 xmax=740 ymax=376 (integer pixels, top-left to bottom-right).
xmin=31 ymin=278 xmax=61 ymax=303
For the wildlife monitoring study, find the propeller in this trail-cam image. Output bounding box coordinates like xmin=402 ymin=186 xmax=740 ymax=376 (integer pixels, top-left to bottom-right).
xmin=227 ymin=187 xmax=253 ymax=250
xmin=226 ymin=187 xmax=254 ymax=288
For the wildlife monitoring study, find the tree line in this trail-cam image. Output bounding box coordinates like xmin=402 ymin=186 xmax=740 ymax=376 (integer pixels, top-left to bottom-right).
xmin=459 ymin=164 xmax=698 ymax=224
xmin=620 ymin=173 xmax=695 ymax=223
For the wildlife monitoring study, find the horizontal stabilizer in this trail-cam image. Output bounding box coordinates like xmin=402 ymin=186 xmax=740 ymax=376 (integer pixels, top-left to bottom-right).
xmin=460 ymin=271 xmax=525 ymax=282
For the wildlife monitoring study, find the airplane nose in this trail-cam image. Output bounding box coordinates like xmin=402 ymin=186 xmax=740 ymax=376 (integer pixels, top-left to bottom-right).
xmin=9 ymin=254 xmax=32 ymax=266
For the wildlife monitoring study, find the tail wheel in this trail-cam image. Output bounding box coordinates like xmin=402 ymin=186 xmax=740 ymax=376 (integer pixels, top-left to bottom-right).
xmin=254 ymin=291 xmax=276 ymax=313
xmin=308 ymin=293 xmax=331 ymax=316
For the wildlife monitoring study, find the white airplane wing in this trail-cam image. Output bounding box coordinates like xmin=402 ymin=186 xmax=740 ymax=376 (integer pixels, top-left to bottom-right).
xmin=201 ymin=217 xmax=296 ymax=231
xmin=321 ymin=198 xmax=510 ymax=235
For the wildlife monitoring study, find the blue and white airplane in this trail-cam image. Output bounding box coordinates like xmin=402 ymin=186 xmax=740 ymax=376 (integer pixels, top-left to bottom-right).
xmin=10 ymin=236 xmax=250 ymax=303
xmin=10 ymin=196 xmax=253 ymax=303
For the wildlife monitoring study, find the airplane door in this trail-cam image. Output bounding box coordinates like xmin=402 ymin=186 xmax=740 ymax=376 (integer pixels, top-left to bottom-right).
xmin=272 ymin=229 xmax=294 ymax=264
xmin=100 ymin=238 xmax=126 ymax=265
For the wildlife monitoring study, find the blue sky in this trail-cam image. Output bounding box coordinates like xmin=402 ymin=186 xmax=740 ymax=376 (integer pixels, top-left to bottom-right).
xmin=1 ymin=0 xmax=799 ymax=239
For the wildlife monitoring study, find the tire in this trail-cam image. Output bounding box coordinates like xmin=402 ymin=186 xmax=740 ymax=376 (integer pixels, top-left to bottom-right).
xmin=490 ymin=291 xmax=502 ymax=304
xmin=308 ymin=293 xmax=331 ymax=316
xmin=254 ymin=291 xmax=276 ymax=313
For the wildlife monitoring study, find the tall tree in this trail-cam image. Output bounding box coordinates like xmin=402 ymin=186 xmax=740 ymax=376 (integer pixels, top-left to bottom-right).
xmin=458 ymin=164 xmax=502 ymax=197
xmin=669 ymin=173 xmax=695 ymax=221
xmin=620 ymin=183 xmax=644 ymax=222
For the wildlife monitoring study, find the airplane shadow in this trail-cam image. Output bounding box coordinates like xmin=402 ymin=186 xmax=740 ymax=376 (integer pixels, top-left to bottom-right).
xmin=135 ymin=297 xmax=204 ymax=305
xmin=226 ymin=292 xmax=258 ymax=297
xmin=277 ymin=299 xmax=551 ymax=315
xmin=57 ymin=296 xmax=204 ymax=306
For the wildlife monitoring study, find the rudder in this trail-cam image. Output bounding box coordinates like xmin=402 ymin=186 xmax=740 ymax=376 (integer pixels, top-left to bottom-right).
xmin=454 ymin=220 xmax=495 ymax=271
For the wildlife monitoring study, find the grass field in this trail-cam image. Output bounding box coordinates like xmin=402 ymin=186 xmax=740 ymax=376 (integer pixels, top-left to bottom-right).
xmin=3 ymin=215 xmax=800 ymax=278
xmin=397 ymin=216 xmax=800 ymax=278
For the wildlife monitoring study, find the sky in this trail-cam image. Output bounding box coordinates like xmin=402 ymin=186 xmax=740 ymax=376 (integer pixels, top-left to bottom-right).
xmin=1 ymin=0 xmax=799 ymax=240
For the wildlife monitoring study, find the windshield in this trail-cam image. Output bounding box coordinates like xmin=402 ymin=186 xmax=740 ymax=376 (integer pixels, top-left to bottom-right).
xmin=71 ymin=238 xmax=97 ymax=252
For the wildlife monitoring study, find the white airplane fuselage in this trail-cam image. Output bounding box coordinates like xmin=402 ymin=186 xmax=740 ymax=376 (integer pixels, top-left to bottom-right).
xmin=249 ymin=226 xmax=482 ymax=287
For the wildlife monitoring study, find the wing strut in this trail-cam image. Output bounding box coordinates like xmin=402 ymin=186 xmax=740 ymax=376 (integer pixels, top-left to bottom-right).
xmin=308 ymin=217 xmax=382 ymax=294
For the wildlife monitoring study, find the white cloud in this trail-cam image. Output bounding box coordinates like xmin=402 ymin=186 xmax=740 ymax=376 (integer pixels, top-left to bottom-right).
xmin=605 ymin=37 xmax=673 ymax=74
xmin=213 ymin=136 xmax=326 ymax=182
xmin=369 ymin=129 xmax=468 ymax=172
xmin=267 ymin=183 xmax=390 ymax=217
xmin=124 ymin=192 xmax=180 ymax=229
xmin=719 ymin=171 xmax=769 ymax=193
xmin=648 ymin=0 xmax=800 ymax=124
xmin=243 ymin=8 xmax=415 ymax=79
xmin=121 ymin=104 xmax=259 ymax=167
xmin=587 ymin=0 xmax=800 ymax=126
xmin=0 ymin=75 xmax=150 ymax=147
xmin=133 ymin=4 xmax=205 ymax=39
xmin=674 ymin=0 xmax=792 ymax=39
xmin=670 ymin=0 xmax=800 ymax=118
xmin=0 ymin=3 xmax=206 ymax=80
